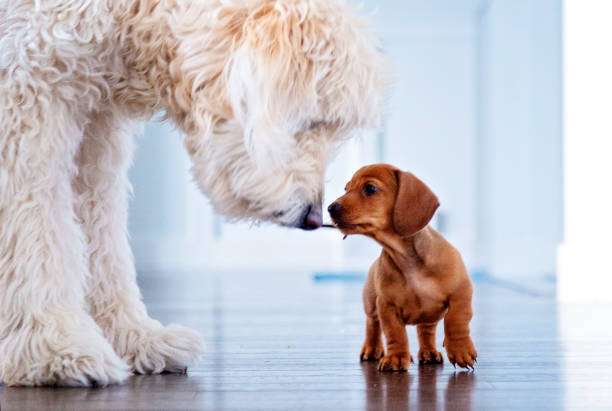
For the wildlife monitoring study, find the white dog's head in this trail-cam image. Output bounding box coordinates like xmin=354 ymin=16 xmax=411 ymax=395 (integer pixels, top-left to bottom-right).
xmin=158 ymin=0 xmax=386 ymax=229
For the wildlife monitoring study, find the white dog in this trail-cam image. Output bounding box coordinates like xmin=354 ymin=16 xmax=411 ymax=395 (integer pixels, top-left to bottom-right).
xmin=0 ymin=0 xmax=385 ymax=386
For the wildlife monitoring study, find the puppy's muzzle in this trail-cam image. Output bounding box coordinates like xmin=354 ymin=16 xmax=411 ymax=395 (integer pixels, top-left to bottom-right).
xmin=299 ymin=204 xmax=322 ymax=230
xmin=328 ymin=202 xmax=342 ymax=219
xmin=328 ymin=201 xmax=350 ymax=228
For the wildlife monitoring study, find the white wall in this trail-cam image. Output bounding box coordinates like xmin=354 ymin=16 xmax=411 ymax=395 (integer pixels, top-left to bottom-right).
xmin=128 ymin=120 xmax=195 ymax=270
xmin=558 ymin=0 xmax=612 ymax=302
xmin=128 ymin=3 xmax=481 ymax=274
xmin=476 ymin=0 xmax=563 ymax=281
xmin=381 ymin=23 xmax=478 ymax=270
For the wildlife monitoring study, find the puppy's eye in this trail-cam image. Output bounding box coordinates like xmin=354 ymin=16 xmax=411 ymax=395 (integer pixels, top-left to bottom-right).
xmin=364 ymin=183 xmax=378 ymax=196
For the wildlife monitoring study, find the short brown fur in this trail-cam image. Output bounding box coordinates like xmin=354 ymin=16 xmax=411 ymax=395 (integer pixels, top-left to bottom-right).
xmin=329 ymin=164 xmax=477 ymax=371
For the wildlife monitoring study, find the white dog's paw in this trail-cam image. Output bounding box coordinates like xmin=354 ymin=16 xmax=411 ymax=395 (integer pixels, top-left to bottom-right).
xmin=112 ymin=323 xmax=204 ymax=374
xmin=0 ymin=326 xmax=130 ymax=387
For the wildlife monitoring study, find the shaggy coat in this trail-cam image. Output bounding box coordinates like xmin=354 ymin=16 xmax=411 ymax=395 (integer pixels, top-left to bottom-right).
xmin=0 ymin=0 xmax=385 ymax=386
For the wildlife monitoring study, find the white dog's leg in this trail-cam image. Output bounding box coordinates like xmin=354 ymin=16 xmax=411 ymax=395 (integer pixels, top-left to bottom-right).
xmin=0 ymin=107 xmax=130 ymax=387
xmin=74 ymin=113 xmax=204 ymax=374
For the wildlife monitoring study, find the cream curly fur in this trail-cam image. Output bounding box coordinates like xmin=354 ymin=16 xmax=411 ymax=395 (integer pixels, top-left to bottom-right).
xmin=0 ymin=0 xmax=385 ymax=386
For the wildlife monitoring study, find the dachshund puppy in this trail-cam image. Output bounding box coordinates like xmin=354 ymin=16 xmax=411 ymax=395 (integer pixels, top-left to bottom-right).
xmin=328 ymin=164 xmax=477 ymax=371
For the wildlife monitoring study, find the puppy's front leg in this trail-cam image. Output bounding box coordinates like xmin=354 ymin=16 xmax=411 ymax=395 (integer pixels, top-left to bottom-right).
xmin=443 ymin=280 xmax=477 ymax=369
xmin=417 ymin=322 xmax=443 ymax=364
xmin=377 ymin=299 xmax=411 ymax=371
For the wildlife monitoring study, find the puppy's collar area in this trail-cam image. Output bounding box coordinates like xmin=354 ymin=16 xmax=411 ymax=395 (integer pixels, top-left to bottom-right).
xmin=371 ymin=228 xmax=432 ymax=270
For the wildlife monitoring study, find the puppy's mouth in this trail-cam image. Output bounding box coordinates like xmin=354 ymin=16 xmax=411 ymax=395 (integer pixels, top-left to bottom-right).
xmin=329 ymin=218 xmax=358 ymax=231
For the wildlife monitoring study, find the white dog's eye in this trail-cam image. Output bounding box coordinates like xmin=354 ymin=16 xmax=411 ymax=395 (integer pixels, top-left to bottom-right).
xmin=307 ymin=120 xmax=325 ymax=131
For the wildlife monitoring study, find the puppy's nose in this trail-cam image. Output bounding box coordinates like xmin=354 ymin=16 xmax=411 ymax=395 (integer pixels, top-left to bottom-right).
xmin=328 ymin=202 xmax=342 ymax=218
xmin=300 ymin=204 xmax=322 ymax=230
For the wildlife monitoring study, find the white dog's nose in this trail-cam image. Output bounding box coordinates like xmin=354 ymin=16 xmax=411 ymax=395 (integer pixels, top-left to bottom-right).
xmin=300 ymin=204 xmax=322 ymax=230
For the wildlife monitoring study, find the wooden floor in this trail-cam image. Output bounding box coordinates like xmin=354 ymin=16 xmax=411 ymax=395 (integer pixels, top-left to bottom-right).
xmin=2 ymin=270 xmax=612 ymax=410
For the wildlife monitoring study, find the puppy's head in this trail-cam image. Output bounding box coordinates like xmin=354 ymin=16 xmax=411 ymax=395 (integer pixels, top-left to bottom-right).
xmin=328 ymin=164 xmax=439 ymax=237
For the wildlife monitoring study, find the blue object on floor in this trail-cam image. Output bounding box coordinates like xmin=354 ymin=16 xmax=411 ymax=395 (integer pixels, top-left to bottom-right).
xmin=312 ymin=272 xmax=367 ymax=282
xmin=470 ymin=269 xmax=490 ymax=282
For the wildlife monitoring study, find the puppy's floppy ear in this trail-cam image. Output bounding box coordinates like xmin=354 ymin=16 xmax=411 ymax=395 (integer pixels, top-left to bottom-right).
xmin=392 ymin=171 xmax=440 ymax=236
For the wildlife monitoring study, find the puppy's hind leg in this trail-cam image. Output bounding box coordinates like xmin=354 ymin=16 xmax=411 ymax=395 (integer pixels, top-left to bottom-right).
xmin=74 ymin=113 xmax=204 ymax=374
xmin=360 ymin=269 xmax=384 ymax=361
xmin=417 ymin=322 xmax=443 ymax=364
xmin=360 ymin=317 xmax=385 ymax=361
xmin=377 ymin=299 xmax=412 ymax=371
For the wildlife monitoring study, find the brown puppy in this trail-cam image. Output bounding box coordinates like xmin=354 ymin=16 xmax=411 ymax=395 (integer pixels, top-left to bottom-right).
xmin=328 ymin=164 xmax=477 ymax=371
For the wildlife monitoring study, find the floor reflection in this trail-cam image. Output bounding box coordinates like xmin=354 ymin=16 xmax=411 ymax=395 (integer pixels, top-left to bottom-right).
xmin=0 ymin=374 xmax=196 ymax=411
xmin=362 ymin=362 xmax=475 ymax=410
xmin=0 ymin=272 xmax=594 ymax=410
xmin=444 ymin=370 xmax=476 ymax=411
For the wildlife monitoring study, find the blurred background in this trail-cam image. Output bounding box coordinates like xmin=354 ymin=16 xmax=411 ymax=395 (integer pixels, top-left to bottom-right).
xmin=127 ymin=0 xmax=607 ymax=301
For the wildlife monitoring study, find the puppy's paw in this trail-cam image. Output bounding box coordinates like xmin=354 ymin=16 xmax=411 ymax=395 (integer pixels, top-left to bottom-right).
xmin=418 ymin=348 xmax=444 ymax=365
xmin=111 ymin=323 xmax=204 ymax=374
xmin=378 ymin=352 xmax=412 ymax=372
xmin=360 ymin=342 xmax=384 ymax=361
xmin=444 ymin=337 xmax=477 ymax=369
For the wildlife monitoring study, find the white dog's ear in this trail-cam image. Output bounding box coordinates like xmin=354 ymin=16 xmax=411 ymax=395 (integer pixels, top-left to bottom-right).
xmin=227 ymin=49 xmax=297 ymax=170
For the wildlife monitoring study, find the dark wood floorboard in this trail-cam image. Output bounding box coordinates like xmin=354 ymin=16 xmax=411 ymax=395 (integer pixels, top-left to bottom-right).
xmin=1 ymin=270 xmax=611 ymax=410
